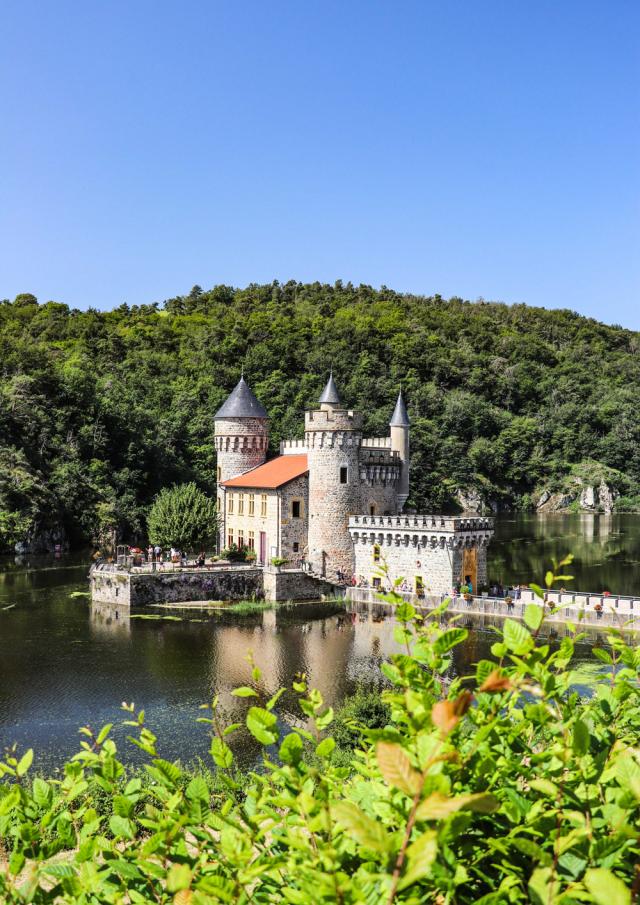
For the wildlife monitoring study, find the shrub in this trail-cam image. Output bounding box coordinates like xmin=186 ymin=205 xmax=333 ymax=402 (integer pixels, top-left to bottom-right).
xmin=1 ymin=559 xmax=638 ymax=902
xmin=147 ymin=482 xmax=218 ymax=552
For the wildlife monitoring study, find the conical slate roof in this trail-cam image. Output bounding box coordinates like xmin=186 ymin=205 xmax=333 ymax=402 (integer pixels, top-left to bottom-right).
xmin=215 ymin=376 xmax=268 ymax=419
xmin=319 ymin=372 xmax=341 ymax=405
xmin=389 ymin=391 xmax=410 ymax=427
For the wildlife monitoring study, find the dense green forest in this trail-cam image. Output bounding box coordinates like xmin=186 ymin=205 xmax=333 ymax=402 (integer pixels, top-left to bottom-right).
xmin=1 ymin=283 xmax=639 ymax=552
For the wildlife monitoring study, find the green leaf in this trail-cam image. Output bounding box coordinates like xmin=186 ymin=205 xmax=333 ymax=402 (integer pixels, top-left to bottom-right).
xmin=503 ymin=619 xmax=533 ymax=655
xmin=167 ymin=863 xmax=192 ymax=893
xmin=16 ymin=748 xmax=33 ymax=777
xmin=266 ymin=687 xmax=286 ymax=710
xmin=416 ymin=791 xmax=499 ymax=820
xmin=524 ymin=604 xmax=543 ymax=631
xmin=9 ymin=851 xmax=25 ymax=876
xmin=186 ymin=775 xmax=209 ymax=803
xmin=32 ymin=777 xmax=51 ymax=807
xmin=529 ymin=866 xmax=559 ymax=905
xmin=529 ymin=583 xmax=545 ymax=600
xmin=316 ymin=737 xmax=336 ymax=758
xmin=96 ymin=723 xmax=113 ymax=745
xmin=231 ymin=686 xmax=258 ymax=698
xmin=434 ymin=627 xmax=468 ymax=655
xmin=397 ymin=830 xmax=438 ymax=891
xmin=545 ymin=570 xmax=554 ymax=588
xmin=109 ymin=815 xmax=136 ymax=839
xmin=529 ymin=778 xmax=559 ymax=798
xmin=246 ymin=706 xmax=278 ymax=745
xmin=279 ymin=731 xmax=303 ymax=765
xmin=476 ymin=659 xmax=495 ymax=686
xmin=592 ymin=647 xmax=613 ymax=665
xmin=210 ymin=737 xmax=233 ymax=768
xmin=615 ymin=756 xmax=640 ymax=800
xmin=572 ymin=719 xmax=590 ymax=756
xmin=584 ymin=868 xmax=630 ymax=905
xmin=331 ymin=800 xmax=391 ymax=853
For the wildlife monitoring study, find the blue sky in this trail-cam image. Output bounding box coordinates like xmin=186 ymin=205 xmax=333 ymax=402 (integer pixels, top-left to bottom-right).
xmin=1 ymin=1 xmax=638 ymax=327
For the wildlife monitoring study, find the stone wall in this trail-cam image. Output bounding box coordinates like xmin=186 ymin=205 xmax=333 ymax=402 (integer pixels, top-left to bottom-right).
xmin=91 ymin=566 xmax=264 ymax=607
xmin=278 ymin=475 xmax=309 ymax=561
xmin=214 ymin=416 xmax=269 ymax=484
xmin=349 ymin=515 xmax=493 ymax=597
xmin=263 ymin=569 xmax=340 ymax=601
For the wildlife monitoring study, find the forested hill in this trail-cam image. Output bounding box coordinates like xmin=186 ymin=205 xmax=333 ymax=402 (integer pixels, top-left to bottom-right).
xmin=1 ymin=283 xmax=639 ymax=552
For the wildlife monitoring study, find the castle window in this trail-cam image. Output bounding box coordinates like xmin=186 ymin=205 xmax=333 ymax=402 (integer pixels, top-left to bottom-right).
xmin=372 ymin=576 xmax=381 ymax=589
xmin=238 ymin=530 xmax=244 ymax=548
xmin=415 ymin=576 xmax=424 ymax=597
xmin=248 ymin=530 xmax=255 ymax=550
xmin=292 ymin=500 xmax=301 ymax=519
xmin=228 ymin=530 xmax=234 ymax=548
xmin=228 ymin=494 xmax=234 ymax=514
xmin=217 ymin=466 xmax=221 ymax=481
xmin=293 ymin=542 xmax=299 ymax=553
xmin=238 ymin=493 xmax=244 ymax=515
xmin=369 ymin=504 xmax=376 ymax=516
xmin=261 ymin=494 xmax=267 ymax=517
xmin=373 ymin=544 xmax=381 ymax=563
xmin=340 ymin=466 xmax=348 ymax=484
xmin=249 ymin=494 xmax=255 ymax=516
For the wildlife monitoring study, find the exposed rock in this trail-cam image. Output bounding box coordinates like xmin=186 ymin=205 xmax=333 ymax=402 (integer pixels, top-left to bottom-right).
xmin=598 ymin=480 xmax=618 ymax=513
xmin=456 ymin=488 xmax=483 ymax=514
xmin=580 ymin=485 xmax=596 ymax=510
xmin=15 ymin=525 xmax=67 ymax=555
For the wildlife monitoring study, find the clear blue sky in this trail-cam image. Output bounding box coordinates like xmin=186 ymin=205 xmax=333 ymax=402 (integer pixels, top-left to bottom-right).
xmin=1 ymin=1 xmax=638 ymax=326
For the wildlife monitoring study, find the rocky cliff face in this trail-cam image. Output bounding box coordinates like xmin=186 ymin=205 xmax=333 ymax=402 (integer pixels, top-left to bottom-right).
xmin=536 ymin=479 xmax=618 ymax=514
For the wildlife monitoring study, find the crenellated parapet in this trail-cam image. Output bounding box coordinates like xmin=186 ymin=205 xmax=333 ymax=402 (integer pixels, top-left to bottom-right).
xmin=214 ymin=433 xmax=269 ymax=453
xmin=304 ymin=408 xmax=364 ymax=433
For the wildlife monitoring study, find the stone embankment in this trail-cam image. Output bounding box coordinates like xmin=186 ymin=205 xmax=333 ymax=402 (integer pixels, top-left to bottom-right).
xmin=90 ymin=562 xmax=340 ymax=607
xmin=346 ymin=587 xmax=640 ymax=630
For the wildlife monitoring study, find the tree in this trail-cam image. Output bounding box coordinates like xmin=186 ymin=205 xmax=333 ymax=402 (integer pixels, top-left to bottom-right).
xmin=147 ymin=482 xmax=218 ymax=552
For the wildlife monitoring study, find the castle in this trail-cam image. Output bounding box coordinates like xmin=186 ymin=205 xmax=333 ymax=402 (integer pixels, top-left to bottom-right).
xmin=215 ymin=374 xmax=493 ymax=595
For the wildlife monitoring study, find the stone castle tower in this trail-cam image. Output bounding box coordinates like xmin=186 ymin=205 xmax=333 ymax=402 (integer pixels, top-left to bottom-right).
xmin=305 ymin=374 xmax=365 ymax=577
xmin=213 ymin=376 xmax=269 ymax=485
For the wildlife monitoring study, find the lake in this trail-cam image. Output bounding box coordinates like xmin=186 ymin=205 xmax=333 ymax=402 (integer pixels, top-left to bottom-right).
xmin=1 ymin=512 xmax=638 ymax=771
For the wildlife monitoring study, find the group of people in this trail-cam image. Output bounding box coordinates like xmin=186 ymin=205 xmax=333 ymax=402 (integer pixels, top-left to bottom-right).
xmin=137 ymin=546 xmax=208 ymax=568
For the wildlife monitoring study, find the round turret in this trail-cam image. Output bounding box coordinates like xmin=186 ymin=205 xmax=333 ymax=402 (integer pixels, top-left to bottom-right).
xmin=214 ymin=377 xmax=269 ymax=485
xmin=306 ymin=375 xmax=363 ymax=579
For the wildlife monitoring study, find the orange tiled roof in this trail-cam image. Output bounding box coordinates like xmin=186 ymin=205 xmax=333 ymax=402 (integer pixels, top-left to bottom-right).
xmin=221 ymin=454 xmax=308 ymax=489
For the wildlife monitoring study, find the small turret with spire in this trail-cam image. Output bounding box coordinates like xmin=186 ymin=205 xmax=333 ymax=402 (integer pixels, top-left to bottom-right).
xmin=318 ymin=370 xmax=341 ymax=410
xmin=389 ymin=390 xmax=410 ymax=510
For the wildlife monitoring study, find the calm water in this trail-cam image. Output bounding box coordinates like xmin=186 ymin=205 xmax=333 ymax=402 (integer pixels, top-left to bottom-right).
xmin=1 ymin=512 xmax=637 ymax=770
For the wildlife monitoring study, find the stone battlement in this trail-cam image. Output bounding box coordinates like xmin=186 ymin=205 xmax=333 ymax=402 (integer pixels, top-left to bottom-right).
xmin=304 ymin=408 xmax=364 ymax=432
xmin=280 ymin=438 xmax=308 ymax=454
xmin=349 ymin=514 xmax=494 ymax=532
xmin=361 ymin=437 xmax=392 ymax=449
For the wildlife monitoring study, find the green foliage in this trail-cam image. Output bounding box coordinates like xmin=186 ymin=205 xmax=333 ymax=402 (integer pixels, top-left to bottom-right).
xmin=1 ymin=561 xmax=639 ymax=901
xmin=1 ymin=284 xmax=640 ymax=550
xmin=147 ymin=482 xmax=217 ymax=552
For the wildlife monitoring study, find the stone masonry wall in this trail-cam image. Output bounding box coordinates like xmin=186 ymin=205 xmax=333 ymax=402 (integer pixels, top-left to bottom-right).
xmin=278 ymin=474 xmax=309 ymax=561
xmin=214 ymin=417 xmax=269 ymax=484
xmin=263 ymin=569 xmax=339 ymax=601
xmin=91 ymin=567 xmax=264 ymax=607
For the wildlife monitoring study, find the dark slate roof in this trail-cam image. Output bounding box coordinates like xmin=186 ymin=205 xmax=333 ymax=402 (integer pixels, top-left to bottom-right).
xmin=389 ymin=391 xmax=410 ymax=427
xmin=214 ymin=377 xmax=268 ymax=419
xmin=319 ymin=372 xmax=341 ymax=405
